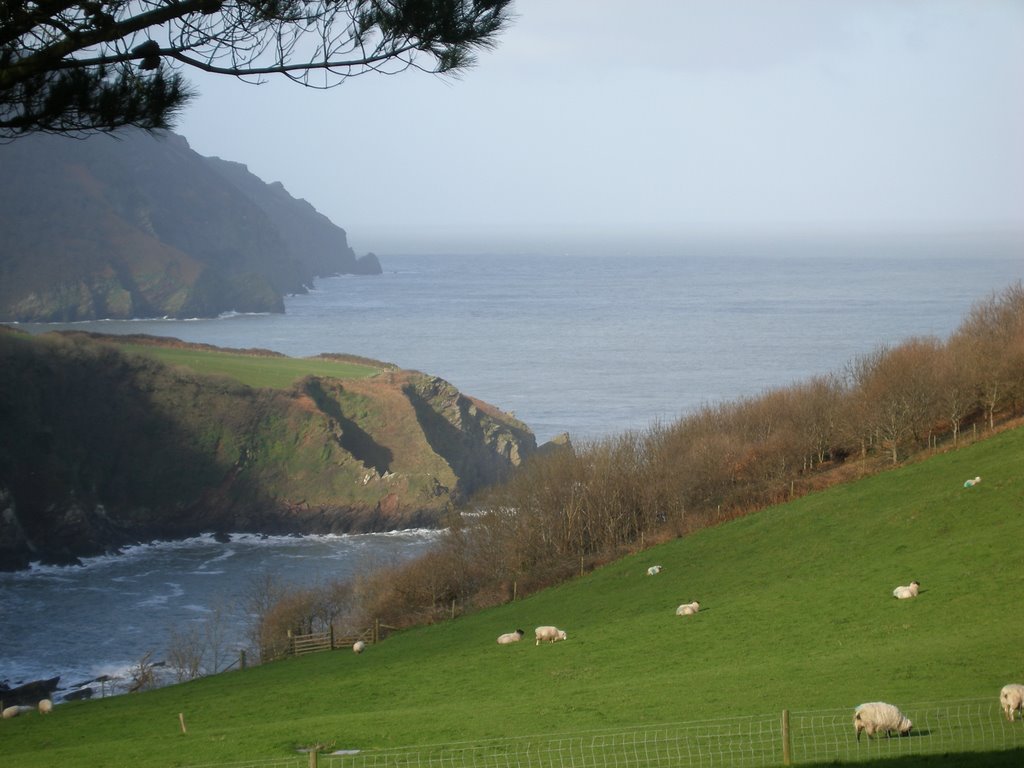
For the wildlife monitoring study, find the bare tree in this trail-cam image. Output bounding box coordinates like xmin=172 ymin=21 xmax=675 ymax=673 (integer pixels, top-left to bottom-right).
xmin=953 ymin=283 xmax=1024 ymax=430
xmin=1 ymin=0 xmax=513 ymax=137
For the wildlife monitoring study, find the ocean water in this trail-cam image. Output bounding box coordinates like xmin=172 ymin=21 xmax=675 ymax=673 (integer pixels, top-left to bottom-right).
xmin=5 ymin=237 xmax=1023 ymax=695
xmin=18 ymin=239 xmax=1023 ymax=443
xmin=0 ymin=532 xmax=440 ymax=696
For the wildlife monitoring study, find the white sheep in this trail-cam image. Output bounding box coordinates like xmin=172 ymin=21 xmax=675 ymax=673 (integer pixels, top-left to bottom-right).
xmin=37 ymin=699 xmax=53 ymax=715
xmin=1 ymin=705 xmax=34 ymax=720
xmin=647 ymin=565 xmax=663 ymax=576
xmin=534 ymin=626 xmax=568 ymax=645
xmin=352 ymin=640 xmax=366 ymax=654
xmin=675 ymin=601 xmax=700 ymax=616
xmin=892 ymin=581 xmax=920 ymax=599
xmin=1000 ymin=683 xmax=1024 ymax=722
xmin=497 ymin=629 xmax=525 ymax=645
xmin=963 ymin=476 xmax=981 ymax=488
xmin=853 ymin=702 xmax=913 ymax=740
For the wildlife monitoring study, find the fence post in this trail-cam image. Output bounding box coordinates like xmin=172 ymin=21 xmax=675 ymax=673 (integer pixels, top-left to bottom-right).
xmin=781 ymin=709 xmax=792 ymax=766
xmin=239 ymin=649 xmax=246 ymax=670
xmin=329 ymin=625 xmax=335 ymax=650
xmin=308 ymin=749 xmax=318 ymax=768
xmin=512 ymin=580 xmax=517 ymax=602
xmin=287 ymin=629 xmax=294 ymax=656
xmin=374 ymin=618 xmax=380 ymax=644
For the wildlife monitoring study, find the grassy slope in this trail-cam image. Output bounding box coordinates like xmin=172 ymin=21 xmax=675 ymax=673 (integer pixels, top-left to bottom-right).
xmin=4 ymin=427 xmax=1024 ymax=767
xmin=118 ymin=342 xmax=381 ymax=388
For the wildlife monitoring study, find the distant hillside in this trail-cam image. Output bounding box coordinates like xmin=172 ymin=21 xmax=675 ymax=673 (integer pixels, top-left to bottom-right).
xmin=0 ymin=328 xmax=537 ymax=570
xmin=0 ymin=129 xmax=380 ymax=322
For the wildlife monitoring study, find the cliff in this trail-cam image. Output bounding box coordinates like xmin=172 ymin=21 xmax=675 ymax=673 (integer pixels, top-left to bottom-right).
xmin=0 ymin=328 xmax=537 ymax=570
xmin=0 ymin=130 xmax=380 ymax=322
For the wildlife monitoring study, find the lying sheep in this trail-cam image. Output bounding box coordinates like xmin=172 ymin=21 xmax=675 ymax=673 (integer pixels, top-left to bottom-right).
xmin=647 ymin=565 xmax=663 ymax=576
xmin=37 ymin=699 xmax=52 ymax=715
xmin=497 ymin=629 xmax=525 ymax=645
xmin=2 ymin=705 xmax=34 ymax=720
xmin=854 ymin=702 xmax=913 ymax=740
xmin=892 ymin=581 xmax=920 ymax=599
xmin=535 ymin=626 xmax=567 ymax=645
xmin=963 ymin=476 xmax=981 ymax=488
xmin=1000 ymin=683 xmax=1024 ymax=722
xmin=352 ymin=640 xmax=366 ymax=654
xmin=675 ymin=601 xmax=700 ymax=616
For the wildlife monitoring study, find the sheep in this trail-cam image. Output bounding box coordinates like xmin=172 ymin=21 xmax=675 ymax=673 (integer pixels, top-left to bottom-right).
xmin=37 ymin=699 xmax=52 ymax=715
xmin=535 ymin=626 xmax=568 ymax=645
xmin=892 ymin=581 xmax=920 ymax=599
xmin=647 ymin=565 xmax=663 ymax=576
xmin=675 ymin=601 xmax=700 ymax=616
xmin=1000 ymin=684 xmax=1024 ymax=722
xmin=963 ymin=476 xmax=981 ymax=488
xmin=352 ymin=640 xmax=366 ymax=654
xmin=1 ymin=705 xmax=34 ymax=720
xmin=853 ymin=702 xmax=913 ymax=741
xmin=497 ymin=629 xmax=525 ymax=645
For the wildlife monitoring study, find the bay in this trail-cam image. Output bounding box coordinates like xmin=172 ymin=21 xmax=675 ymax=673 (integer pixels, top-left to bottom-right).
xmin=6 ymin=236 xmax=1023 ymax=696
xmin=19 ymin=238 xmax=1023 ymax=444
xmin=0 ymin=532 xmax=439 ymax=695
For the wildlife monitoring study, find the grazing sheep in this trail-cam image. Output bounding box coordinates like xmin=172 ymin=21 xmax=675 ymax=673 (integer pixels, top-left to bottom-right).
xmin=963 ymin=476 xmax=981 ymax=488
xmin=534 ymin=626 xmax=568 ymax=645
xmin=675 ymin=601 xmax=701 ymax=616
xmin=352 ymin=640 xmax=366 ymax=654
xmin=37 ymin=699 xmax=52 ymax=715
xmin=854 ymin=702 xmax=913 ymax=741
xmin=497 ymin=629 xmax=525 ymax=645
xmin=892 ymin=581 xmax=920 ymax=599
xmin=647 ymin=565 xmax=663 ymax=576
xmin=2 ymin=705 xmax=34 ymax=720
xmin=1000 ymin=684 xmax=1024 ymax=722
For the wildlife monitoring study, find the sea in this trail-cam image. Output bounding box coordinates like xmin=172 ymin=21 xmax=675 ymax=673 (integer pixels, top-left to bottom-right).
xmin=3 ymin=236 xmax=1022 ymax=698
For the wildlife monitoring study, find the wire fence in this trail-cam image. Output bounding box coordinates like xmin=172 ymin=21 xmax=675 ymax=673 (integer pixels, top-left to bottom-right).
xmin=184 ymin=698 xmax=1024 ymax=768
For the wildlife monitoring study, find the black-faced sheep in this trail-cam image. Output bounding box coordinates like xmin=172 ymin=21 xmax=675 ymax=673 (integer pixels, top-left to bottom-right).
xmin=675 ymin=601 xmax=700 ymax=616
xmin=892 ymin=581 xmax=920 ymax=599
xmin=854 ymin=702 xmax=913 ymax=740
xmin=534 ymin=626 xmax=567 ymax=645
xmin=1000 ymin=684 xmax=1024 ymax=722
xmin=497 ymin=629 xmax=525 ymax=644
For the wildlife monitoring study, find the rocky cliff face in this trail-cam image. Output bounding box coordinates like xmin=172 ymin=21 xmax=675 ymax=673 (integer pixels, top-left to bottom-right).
xmin=0 ymin=130 xmax=380 ymax=322
xmin=0 ymin=328 xmax=536 ymax=570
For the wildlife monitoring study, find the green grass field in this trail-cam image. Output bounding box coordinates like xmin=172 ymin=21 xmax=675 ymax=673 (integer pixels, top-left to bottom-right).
xmin=120 ymin=343 xmax=382 ymax=388
xmin=4 ymin=427 xmax=1024 ymax=767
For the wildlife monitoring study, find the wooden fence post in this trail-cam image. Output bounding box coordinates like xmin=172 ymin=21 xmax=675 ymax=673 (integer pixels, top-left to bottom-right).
xmin=512 ymin=580 xmax=517 ymax=602
xmin=781 ymin=709 xmax=792 ymax=766
xmin=329 ymin=625 xmax=335 ymax=650
xmin=239 ymin=649 xmax=246 ymax=670
xmin=287 ymin=629 xmax=293 ymax=656
xmin=308 ymin=749 xmax=318 ymax=768
xmin=374 ymin=618 xmax=380 ymax=644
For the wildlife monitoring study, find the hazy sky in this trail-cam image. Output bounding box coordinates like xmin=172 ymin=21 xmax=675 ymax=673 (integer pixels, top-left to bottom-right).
xmin=176 ymin=0 xmax=1024 ymax=256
